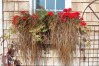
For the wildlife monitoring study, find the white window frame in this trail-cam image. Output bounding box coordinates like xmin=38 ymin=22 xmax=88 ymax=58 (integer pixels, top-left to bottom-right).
xmin=30 ymin=0 xmax=71 ymax=14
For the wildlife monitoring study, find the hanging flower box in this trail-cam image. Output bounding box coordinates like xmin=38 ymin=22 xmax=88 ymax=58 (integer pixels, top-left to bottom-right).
xmin=9 ymin=8 xmax=89 ymax=66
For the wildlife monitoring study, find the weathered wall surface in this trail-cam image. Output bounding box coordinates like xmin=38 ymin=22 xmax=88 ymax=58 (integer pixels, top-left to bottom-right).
xmin=72 ymin=0 xmax=99 ymax=66
xmin=2 ymin=0 xmax=99 ymax=66
xmin=3 ymin=0 xmax=30 ymax=65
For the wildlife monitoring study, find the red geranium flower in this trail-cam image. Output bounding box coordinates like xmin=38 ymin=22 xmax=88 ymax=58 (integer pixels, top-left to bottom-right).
xmin=47 ymin=12 xmax=54 ymax=16
xmin=63 ymin=8 xmax=68 ymax=12
xmin=12 ymin=15 xmax=19 ymax=26
xmin=80 ymin=17 xmax=84 ymax=20
xmin=22 ymin=16 xmax=27 ymax=21
xmin=80 ymin=21 xmax=86 ymax=27
xmin=58 ymin=12 xmax=67 ymax=22
xmin=63 ymin=8 xmax=72 ymax=13
xmin=58 ymin=12 xmax=63 ymax=16
xmin=68 ymin=8 xmax=72 ymax=12
xmin=68 ymin=13 xmax=75 ymax=19
xmin=63 ymin=12 xmax=70 ymax=17
xmin=68 ymin=12 xmax=80 ymax=19
xmin=58 ymin=12 xmax=64 ymax=18
xmin=74 ymin=12 xmax=80 ymax=18
xmin=20 ymin=11 xmax=27 ymax=14
xmin=32 ymin=14 xmax=39 ymax=19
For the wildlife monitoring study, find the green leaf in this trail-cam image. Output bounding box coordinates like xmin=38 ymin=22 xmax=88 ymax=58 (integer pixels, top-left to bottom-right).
xmin=31 ymin=33 xmax=42 ymax=42
xmin=3 ymin=34 xmax=10 ymax=40
xmin=41 ymin=28 xmax=49 ymax=32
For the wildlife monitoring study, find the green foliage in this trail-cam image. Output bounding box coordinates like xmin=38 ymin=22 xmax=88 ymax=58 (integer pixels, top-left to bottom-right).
xmin=9 ymin=26 xmax=17 ymax=34
xmin=3 ymin=33 xmax=10 ymax=40
xmin=36 ymin=9 xmax=47 ymax=20
xmin=29 ymin=25 xmax=44 ymax=42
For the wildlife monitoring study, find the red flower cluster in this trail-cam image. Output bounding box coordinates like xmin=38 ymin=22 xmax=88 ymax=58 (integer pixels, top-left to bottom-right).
xmin=58 ymin=12 xmax=66 ymax=22
xmin=22 ymin=16 xmax=27 ymax=21
xmin=12 ymin=15 xmax=19 ymax=26
xmin=58 ymin=8 xmax=80 ymax=22
xmin=32 ymin=14 xmax=39 ymax=19
xmin=79 ymin=17 xmax=86 ymax=27
xmin=80 ymin=21 xmax=86 ymax=27
xmin=20 ymin=11 xmax=27 ymax=14
xmin=63 ymin=8 xmax=72 ymax=13
xmin=58 ymin=8 xmax=87 ymax=28
xmin=69 ymin=12 xmax=80 ymax=19
xmin=12 ymin=9 xmax=87 ymax=28
xmin=20 ymin=11 xmax=28 ymax=21
xmin=12 ymin=11 xmax=39 ymax=26
xmin=80 ymin=17 xmax=84 ymax=20
xmin=47 ymin=12 xmax=54 ymax=16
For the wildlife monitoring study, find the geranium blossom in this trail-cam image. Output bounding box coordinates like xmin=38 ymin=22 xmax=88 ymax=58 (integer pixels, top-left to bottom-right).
xmin=80 ymin=21 xmax=86 ymax=27
xmin=22 ymin=16 xmax=27 ymax=21
xmin=74 ymin=12 xmax=80 ymax=18
xmin=80 ymin=17 xmax=84 ymax=20
xmin=63 ymin=8 xmax=72 ymax=13
xmin=58 ymin=8 xmax=81 ymax=22
xmin=32 ymin=14 xmax=39 ymax=19
xmin=20 ymin=11 xmax=27 ymax=14
xmin=68 ymin=12 xmax=80 ymax=19
xmin=12 ymin=8 xmax=87 ymax=31
xmin=12 ymin=15 xmax=19 ymax=26
xmin=58 ymin=12 xmax=67 ymax=22
xmin=47 ymin=12 xmax=54 ymax=16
